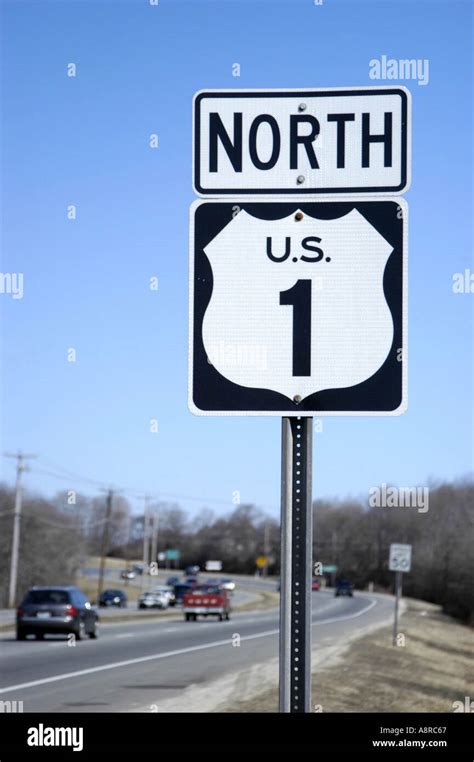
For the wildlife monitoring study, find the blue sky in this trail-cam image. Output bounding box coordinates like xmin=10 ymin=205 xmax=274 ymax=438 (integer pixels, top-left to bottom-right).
xmin=0 ymin=0 xmax=472 ymax=519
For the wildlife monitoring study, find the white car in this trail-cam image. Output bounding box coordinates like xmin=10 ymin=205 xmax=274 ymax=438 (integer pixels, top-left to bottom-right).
xmin=219 ymin=578 xmax=236 ymax=592
xmin=151 ymin=586 xmax=175 ymax=605
xmin=138 ymin=590 xmax=169 ymax=609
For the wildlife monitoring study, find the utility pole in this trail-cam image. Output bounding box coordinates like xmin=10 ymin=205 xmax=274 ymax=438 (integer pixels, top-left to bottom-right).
xmin=5 ymin=451 xmax=37 ymax=608
xmin=140 ymin=495 xmax=150 ymax=589
xmin=142 ymin=495 xmax=150 ymax=569
xmin=150 ymin=510 xmax=159 ymax=567
xmin=331 ymin=530 xmax=338 ymax=589
xmin=263 ymin=519 xmax=270 ymax=577
xmin=97 ymin=488 xmax=114 ymax=602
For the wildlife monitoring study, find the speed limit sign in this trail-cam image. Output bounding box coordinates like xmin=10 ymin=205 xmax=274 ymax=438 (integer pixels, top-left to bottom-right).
xmin=189 ymin=199 xmax=407 ymax=416
xmin=389 ymin=543 xmax=412 ymax=573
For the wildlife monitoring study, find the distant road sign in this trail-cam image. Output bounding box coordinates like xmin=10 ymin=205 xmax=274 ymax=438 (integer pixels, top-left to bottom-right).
xmin=256 ymin=555 xmax=268 ymax=569
xmin=189 ymin=199 xmax=407 ymax=416
xmin=165 ymin=549 xmax=180 ymax=561
xmin=205 ymin=560 xmax=223 ymax=572
xmin=389 ymin=543 xmax=412 ymax=572
xmin=194 ymin=87 xmax=411 ymax=196
xmin=322 ymin=565 xmax=338 ymax=574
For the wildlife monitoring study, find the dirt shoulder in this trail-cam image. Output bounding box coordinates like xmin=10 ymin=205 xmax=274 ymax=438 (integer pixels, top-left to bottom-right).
xmin=226 ymin=598 xmax=473 ymax=713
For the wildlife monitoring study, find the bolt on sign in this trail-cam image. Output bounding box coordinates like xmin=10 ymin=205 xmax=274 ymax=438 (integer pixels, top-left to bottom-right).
xmin=193 ymin=87 xmax=411 ymax=196
xmin=189 ymin=199 xmax=407 ymax=416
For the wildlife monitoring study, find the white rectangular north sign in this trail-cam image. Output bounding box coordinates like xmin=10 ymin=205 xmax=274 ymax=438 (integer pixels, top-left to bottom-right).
xmin=193 ymin=87 xmax=411 ymax=196
xmin=189 ymin=198 xmax=407 ymax=416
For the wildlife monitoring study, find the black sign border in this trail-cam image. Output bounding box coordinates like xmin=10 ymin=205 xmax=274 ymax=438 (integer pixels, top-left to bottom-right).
xmin=190 ymin=200 xmax=406 ymax=415
xmin=194 ymin=89 xmax=409 ymax=195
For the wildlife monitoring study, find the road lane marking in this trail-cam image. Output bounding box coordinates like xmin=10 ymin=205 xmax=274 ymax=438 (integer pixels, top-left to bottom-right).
xmin=0 ymin=598 xmax=378 ymax=695
xmin=313 ymin=598 xmax=377 ymax=625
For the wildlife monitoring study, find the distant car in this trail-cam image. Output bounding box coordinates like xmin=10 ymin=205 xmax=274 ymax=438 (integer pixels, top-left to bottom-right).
xmin=132 ymin=564 xmax=145 ymax=575
xmin=184 ymin=576 xmax=199 ymax=588
xmin=99 ymin=589 xmax=127 ymax=608
xmin=335 ymin=579 xmax=354 ymax=597
xmin=120 ymin=569 xmax=136 ymax=580
xmin=219 ymin=578 xmax=235 ymax=592
xmin=152 ymin=586 xmax=175 ymax=605
xmin=171 ymin=582 xmax=193 ymax=606
xmin=312 ymin=578 xmax=321 ymax=591
xmin=138 ymin=590 xmax=169 ymax=610
xmin=184 ymin=565 xmax=200 ymax=576
xmin=166 ymin=575 xmax=180 ymax=587
xmin=16 ymin=586 xmax=98 ymax=641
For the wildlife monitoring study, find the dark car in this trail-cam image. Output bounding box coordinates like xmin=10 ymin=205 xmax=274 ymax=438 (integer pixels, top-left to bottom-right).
xmin=335 ymin=579 xmax=354 ymax=597
xmin=166 ymin=575 xmax=180 ymax=587
xmin=184 ymin=565 xmax=200 ymax=576
xmin=16 ymin=586 xmax=98 ymax=641
xmin=99 ymin=589 xmax=127 ymax=608
xmin=171 ymin=582 xmax=192 ymax=606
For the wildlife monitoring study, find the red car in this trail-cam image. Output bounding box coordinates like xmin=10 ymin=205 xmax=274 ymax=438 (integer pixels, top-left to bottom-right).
xmin=312 ymin=578 xmax=321 ymax=591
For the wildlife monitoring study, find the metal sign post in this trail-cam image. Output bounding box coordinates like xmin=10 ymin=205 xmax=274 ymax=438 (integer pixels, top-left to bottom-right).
xmin=389 ymin=543 xmax=411 ymax=646
xmin=279 ymin=417 xmax=313 ymax=713
xmin=392 ymin=570 xmax=402 ymax=646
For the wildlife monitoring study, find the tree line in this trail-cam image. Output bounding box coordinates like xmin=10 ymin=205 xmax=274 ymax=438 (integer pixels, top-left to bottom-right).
xmin=0 ymin=478 xmax=472 ymax=623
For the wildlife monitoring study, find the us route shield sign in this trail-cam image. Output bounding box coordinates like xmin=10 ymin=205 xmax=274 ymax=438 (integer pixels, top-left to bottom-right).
xmin=189 ymin=199 xmax=407 ymax=416
xmin=193 ymin=87 xmax=411 ymax=195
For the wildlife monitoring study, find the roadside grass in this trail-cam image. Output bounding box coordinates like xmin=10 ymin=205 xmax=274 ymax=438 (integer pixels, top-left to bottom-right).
xmin=75 ymin=574 xmax=143 ymax=604
xmin=86 ymin=556 xmax=141 ymax=570
xmin=236 ymin=588 xmax=279 ymax=612
xmin=225 ymin=599 xmax=473 ymax=713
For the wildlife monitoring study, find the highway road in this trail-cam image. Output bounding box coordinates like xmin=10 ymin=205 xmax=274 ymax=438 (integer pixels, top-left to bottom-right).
xmin=0 ymin=590 xmax=393 ymax=712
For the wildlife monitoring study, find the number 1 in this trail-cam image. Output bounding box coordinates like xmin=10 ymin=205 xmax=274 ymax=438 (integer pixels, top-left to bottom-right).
xmin=279 ymin=280 xmax=312 ymax=376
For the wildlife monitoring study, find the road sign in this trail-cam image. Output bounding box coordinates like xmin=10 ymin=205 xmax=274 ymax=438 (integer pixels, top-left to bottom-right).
xmin=189 ymin=198 xmax=407 ymax=416
xmin=193 ymin=87 xmax=411 ymax=196
xmin=322 ymin=565 xmax=338 ymax=574
xmin=165 ymin=549 xmax=180 ymax=561
xmin=256 ymin=555 xmax=268 ymax=569
xmin=205 ymin=560 xmax=223 ymax=571
xmin=389 ymin=543 xmax=412 ymax=572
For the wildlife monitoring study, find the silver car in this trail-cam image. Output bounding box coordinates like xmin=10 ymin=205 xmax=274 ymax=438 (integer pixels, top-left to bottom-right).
xmin=138 ymin=590 xmax=169 ymax=609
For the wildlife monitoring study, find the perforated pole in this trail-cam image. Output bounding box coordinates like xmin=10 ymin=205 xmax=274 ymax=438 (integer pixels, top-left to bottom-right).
xmin=279 ymin=417 xmax=313 ymax=712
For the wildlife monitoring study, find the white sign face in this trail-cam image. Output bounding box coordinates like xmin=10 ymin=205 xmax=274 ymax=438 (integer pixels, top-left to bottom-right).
xmin=189 ymin=199 xmax=407 ymax=416
xmin=389 ymin=543 xmax=412 ymax=572
xmin=194 ymin=87 xmax=411 ymax=196
xmin=205 ymin=560 xmax=223 ymax=572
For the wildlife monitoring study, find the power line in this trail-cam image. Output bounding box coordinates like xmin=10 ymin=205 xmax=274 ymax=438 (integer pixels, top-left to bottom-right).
xmin=31 ymin=459 xmax=261 ymax=509
xmin=5 ymin=453 xmax=279 ymax=523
